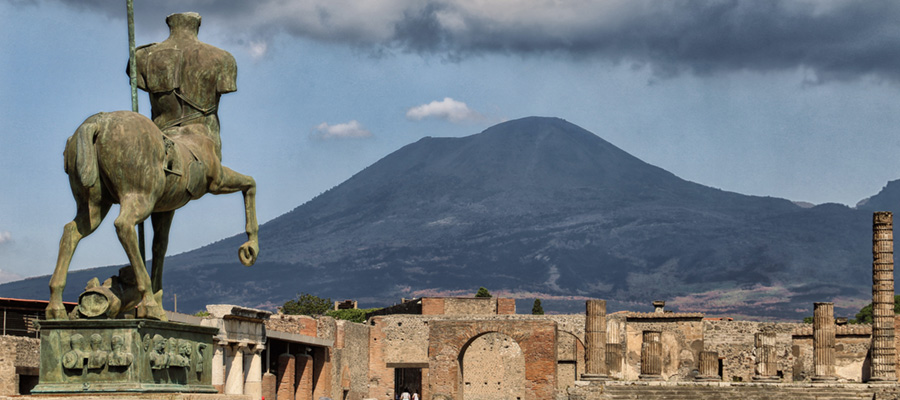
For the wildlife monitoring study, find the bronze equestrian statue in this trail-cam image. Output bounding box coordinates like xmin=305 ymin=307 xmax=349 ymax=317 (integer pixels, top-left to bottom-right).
xmin=46 ymin=12 xmax=258 ymax=321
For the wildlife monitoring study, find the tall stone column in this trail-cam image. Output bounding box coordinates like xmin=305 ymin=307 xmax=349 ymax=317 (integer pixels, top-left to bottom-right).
xmin=752 ymin=331 xmax=779 ymax=382
xmin=225 ymin=342 xmax=246 ymax=395
xmin=244 ymin=344 xmax=264 ymax=399
xmin=871 ymin=211 xmax=897 ymax=382
xmin=277 ymin=353 xmax=296 ymax=400
xmin=639 ymin=331 xmax=662 ymax=380
xmin=582 ymin=299 xmax=608 ymax=380
xmin=212 ymin=341 xmax=227 ymax=393
xmin=812 ymin=302 xmax=837 ymax=381
xmin=696 ymin=351 xmax=720 ymax=381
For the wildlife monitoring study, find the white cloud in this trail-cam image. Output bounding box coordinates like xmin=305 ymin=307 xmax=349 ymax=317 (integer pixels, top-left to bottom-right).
xmin=0 ymin=231 xmax=11 ymax=245
xmin=247 ymin=41 xmax=268 ymax=60
xmin=313 ymin=120 xmax=373 ymax=140
xmin=406 ymin=97 xmax=485 ymax=123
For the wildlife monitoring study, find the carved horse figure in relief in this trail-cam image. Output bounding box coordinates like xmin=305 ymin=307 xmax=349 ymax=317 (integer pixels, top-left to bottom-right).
xmin=45 ymin=110 xmax=258 ymax=321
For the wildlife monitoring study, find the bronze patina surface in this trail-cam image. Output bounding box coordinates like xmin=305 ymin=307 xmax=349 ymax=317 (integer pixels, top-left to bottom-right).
xmin=32 ymin=319 xmax=219 ymax=393
xmin=45 ymin=12 xmax=258 ymax=322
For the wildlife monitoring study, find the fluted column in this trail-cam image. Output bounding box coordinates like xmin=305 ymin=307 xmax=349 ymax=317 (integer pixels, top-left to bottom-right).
xmin=225 ymin=342 xmax=247 ymax=395
xmin=639 ymin=331 xmax=662 ymax=380
xmin=696 ymin=351 xmax=720 ymax=381
xmin=871 ymin=211 xmax=897 ymax=382
xmin=752 ymin=332 xmax=779 ymax=382
xmin=582 ymin=299 xmax=608 ymax=380
xmin=812 ymin=302 xmax=837 ymax=381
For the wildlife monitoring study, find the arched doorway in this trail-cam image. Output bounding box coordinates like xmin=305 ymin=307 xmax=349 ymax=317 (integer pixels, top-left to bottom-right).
xmin=459 ymin=332 xmax=525 ymax=400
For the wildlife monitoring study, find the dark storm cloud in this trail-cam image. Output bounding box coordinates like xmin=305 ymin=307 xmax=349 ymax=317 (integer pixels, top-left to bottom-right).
xmin=46 ymin=0 xmax=900 ymax=82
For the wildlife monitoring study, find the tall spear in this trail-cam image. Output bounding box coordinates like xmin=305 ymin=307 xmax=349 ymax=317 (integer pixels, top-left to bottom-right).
xmin=126 ymin=0 xmax=146 ymax=265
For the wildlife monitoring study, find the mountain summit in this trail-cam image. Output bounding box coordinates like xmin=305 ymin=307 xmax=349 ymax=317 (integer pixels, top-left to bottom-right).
xmin=2 ymin=117 xmax=874 ymax=319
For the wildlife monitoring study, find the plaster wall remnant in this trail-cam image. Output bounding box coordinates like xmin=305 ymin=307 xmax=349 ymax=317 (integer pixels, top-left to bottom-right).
xmin=871 ymin=211 xmax=897 ymax=382
xmin=461 ymin=332 xmax=525 ymax=400
xmin=582 ymin=299 xmax=608 ymax=380
xmin=812 ymin=302 xmax=837 ymax=381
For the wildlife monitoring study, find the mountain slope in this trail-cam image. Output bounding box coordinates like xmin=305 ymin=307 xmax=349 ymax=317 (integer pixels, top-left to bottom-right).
xmin=2 ymin=117 xmax=875 ymax=319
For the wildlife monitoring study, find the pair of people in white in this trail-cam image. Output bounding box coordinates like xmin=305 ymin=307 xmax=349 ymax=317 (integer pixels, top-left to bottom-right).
xmin=398 ymin=389 xmax=419 ymax=400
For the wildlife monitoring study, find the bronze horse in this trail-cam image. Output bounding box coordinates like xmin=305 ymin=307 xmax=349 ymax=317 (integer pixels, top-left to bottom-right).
xmin=45 ymin=110 xmax=258 ymax=320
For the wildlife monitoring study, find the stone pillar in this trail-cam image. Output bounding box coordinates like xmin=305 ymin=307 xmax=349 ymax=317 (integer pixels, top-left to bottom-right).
xmin=696 ymin=351 xmax=720 ymax=381
xmin=871 ymin=211 xmax=897 ymax=382
xmin=277 ymin=353 xmax=296 ymax=400
xmin=606 ymin=343 xmax=623 ymax=374
xmin=639 ymin=331 xmax=662 ymax=380
xmin=812 ymin=302 xmax=837 ymax=381
xmin=752 ymin=332 xmax=779 ymax=382
xmin=244 ymin=344 xmax=264 ymax=399
xmin=225 ymin=342 xmax=246 ymax=395
xmin=212 ymin=341 xmax=226 ymax=393
xmin=262 ymin=372 xmax=277 ymax=400
xmin=295 ymin=353 xmax=313 ymax=400
xmin=582 ymin=299 xmax=609 ymax=380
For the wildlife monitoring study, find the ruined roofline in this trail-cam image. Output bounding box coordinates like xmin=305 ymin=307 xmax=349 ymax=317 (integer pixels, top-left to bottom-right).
xmin=625 ymin=311 xmax=704 ymax=320
xmin=792 ymin=323 xmax=872 ymax=337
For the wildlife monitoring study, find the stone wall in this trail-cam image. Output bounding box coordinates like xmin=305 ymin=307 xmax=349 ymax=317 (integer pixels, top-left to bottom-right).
xmin=0 ymin=336 xmax=40 ymax=396
xmin=443 ymin=297 xmax=497 ymax=315
xmin=703 ymin=320 xmax=801 ymax=382
xmin=266 ymin=314 xmax=318 ymax=336
xmin=623 ymin=319 xmax=703 ymax=381
xmin=334 ymin=320 xmax=369 ymax=400
xmin=460 ymin=332 xmax=526 ymax=400
xmin=791 ymin=324 xmax=872 ymax=382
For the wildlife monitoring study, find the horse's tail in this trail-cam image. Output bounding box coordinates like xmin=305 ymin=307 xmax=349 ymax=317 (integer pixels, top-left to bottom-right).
xmin=64 ymin=116 xmax=101 ymax=187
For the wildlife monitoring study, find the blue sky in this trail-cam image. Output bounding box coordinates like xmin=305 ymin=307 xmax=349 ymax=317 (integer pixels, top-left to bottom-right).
xmin=3 ymin=0 xmax=900 ymax=283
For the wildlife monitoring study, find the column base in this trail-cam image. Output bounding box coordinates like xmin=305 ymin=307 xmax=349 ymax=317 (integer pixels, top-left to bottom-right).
xmin=580 ymin=373 xmax=609 ymax=381
xmin=811 ymin=375 xmax=838 ymax=382
xmin=867 ymin=376 xmax=898 ymax=384
xmin=639 ymin=374 xmax=663 ymax=381
xmin=751 ymin=376 xmax=781 ymax=382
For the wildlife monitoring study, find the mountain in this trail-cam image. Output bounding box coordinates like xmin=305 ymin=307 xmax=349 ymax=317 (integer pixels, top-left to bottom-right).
xmin=1 ymin=117 xmax=879 ymax=319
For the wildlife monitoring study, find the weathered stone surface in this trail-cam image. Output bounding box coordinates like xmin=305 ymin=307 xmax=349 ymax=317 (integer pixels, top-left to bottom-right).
xmin=872 ymin=211 xmax=897 ymax=382
xmin=33 ymin=319 xmax=217 ymax=393
xmin=812 ymin=302 xmax=837 ymax=381
xmin=583 ymin=299 xmax=608 ymax=380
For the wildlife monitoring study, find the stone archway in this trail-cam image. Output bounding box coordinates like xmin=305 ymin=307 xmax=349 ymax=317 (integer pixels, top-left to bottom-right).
xmin=459 ymin=332 xmax=525 ymax=400
xmin=428 ymin=320 xmax=556 ymax=400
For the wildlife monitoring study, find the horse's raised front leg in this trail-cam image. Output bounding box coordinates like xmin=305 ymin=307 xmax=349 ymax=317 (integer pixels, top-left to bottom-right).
xmin=150 ymin=210 xmax=175 ymax=305
xmin=114 ymin=194 xmax=167 ymax=321
xmin=210 ymin=166 xmax=258 ymax=266
xmin=47 ymin=185 xmax=110 ymax=320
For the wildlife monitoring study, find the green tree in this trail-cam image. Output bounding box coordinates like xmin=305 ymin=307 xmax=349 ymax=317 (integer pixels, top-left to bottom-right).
xmin=281 ymin=293 xmax=332 ymax=316
xmin=475 ymin=287 xmax=492 ymax=298
xmin=852 ymin=295 xmax=900 ymax=324
xmin=532 ymin=299 xmax=544 ymax=315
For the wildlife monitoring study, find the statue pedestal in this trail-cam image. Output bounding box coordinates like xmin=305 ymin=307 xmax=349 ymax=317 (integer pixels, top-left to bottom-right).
xmin=33 ymin=319 xmax=219 ymax=394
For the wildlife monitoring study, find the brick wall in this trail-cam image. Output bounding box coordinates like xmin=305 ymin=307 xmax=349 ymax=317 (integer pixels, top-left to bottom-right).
xmin=497 ymin=298 xmax=516 ymax=314
xmin=428 ymin=319 xmax=557 ymax=400
xmin=421 ymin=298 xmax=445 ymax=315
xmin=334 ymin=320 xmax=369 ymax=400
